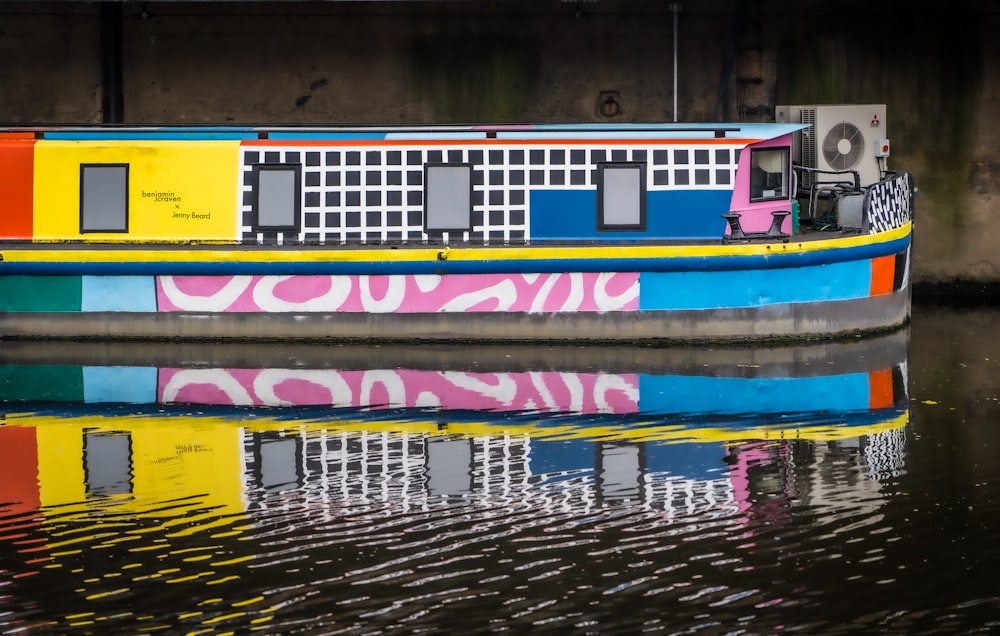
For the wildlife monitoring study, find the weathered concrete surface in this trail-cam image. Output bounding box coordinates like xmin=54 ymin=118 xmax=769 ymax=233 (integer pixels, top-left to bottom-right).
xmin=0 ymin=0 xmax=993 ymax=287
xmin=0 ymin=288 xmax=910 ymax=343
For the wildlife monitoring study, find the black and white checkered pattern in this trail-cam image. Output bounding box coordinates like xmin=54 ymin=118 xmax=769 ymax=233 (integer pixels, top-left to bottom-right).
xmin=866 ymin=172 xmax=913 ymax=235
xmin=239 ymin=144 xmax=741 ymax=245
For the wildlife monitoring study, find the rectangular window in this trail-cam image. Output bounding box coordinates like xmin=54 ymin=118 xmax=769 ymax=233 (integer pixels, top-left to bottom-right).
xmin=84 ymin=432 xmax=133 ymax=496
xmin=749 ymin=147 xmax=790 ymax=202
xmin=598 ymin=163 xmax=646 ymax=230
xmin=254 ymin=164 xmax=301 ymax=230
xmin=80 ymin=164 xmax=128 ymax=233
xmin=253 ymin=433 xmax=303 ymax=492
xmin=424 ymin=164 xmax=472 ymax=232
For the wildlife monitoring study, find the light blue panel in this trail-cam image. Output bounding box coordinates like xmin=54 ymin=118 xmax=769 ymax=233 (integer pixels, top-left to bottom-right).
xmin=639 ymin=260 xmax=872 ymax=310
xmin=638 ymin=373 xmax=870 ymax=415
xmin=530 ymin=189 xmax=731 ymax=241
xmin=83 ymin=366 xmax=158 ymax=404
xmin=81 ymin=276 xmax=157 ymax=312
xmin=269 ymin=132 xmax=388 ymax=140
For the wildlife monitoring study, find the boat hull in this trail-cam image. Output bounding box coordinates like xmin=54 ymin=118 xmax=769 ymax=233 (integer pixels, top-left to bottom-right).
xmin=0 ymin=287 xmax=908 ymax=343
xmin=0 ymin=227 xmax=910 ymax=343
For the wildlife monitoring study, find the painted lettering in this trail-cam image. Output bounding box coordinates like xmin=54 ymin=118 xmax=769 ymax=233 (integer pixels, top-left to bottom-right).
xmin=142 ymin=190 xmax=183 ymax=203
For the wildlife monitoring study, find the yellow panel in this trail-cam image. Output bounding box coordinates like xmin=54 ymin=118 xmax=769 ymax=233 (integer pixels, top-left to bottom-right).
xmin=31 ymin=416 xmax=244 ymax=516
xmin=33 ymin=141 xmax=240 ymax=242
xmin=35 ymin=422 xmax=87 ymax=507
xmin=130 ymin=424 xmax=244 ymax=515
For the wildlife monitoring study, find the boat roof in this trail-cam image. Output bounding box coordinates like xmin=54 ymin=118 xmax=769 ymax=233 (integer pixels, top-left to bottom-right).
xmin=1 ymin=122 xmax=807 ymax=143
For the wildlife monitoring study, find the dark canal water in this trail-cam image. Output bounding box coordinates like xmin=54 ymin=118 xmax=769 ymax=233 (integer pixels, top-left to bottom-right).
xmin=0 ymin=305 xmax=997 ymax=634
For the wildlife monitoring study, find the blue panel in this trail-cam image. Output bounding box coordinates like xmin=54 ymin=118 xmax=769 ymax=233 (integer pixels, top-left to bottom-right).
xmin=637 ymin=373 xmax=871 ymax=415
xmin=83 ymin=366 xmax=158 ymax=404
xmin=530 ymin=189 xmax=731 ymax=241
xmin=82 ymin=276 xmax=157 ymax=312
xmin=644 ymin=441 xmax=728 ymax=481
xmin=529 ymin=190 xmax=597 ymax=240
xmin=529 ymin=438 xmax=596 ymax=476
xmin=639 ymin=260 xmax=872 ymax=310
xmin=647 ymin=190 xmax=732 ymax=239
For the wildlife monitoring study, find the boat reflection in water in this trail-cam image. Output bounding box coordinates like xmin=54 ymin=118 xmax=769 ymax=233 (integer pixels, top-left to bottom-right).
xmin=0 ymin=333 xmax=909 ymax=632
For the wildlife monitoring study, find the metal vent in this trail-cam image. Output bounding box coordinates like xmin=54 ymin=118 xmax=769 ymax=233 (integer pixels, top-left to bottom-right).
xmin=801 ymin=107 xmax=816 ymax=187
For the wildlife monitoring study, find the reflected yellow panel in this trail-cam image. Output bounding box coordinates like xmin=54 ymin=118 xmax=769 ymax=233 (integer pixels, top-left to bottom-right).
xmin=30 ymin=416 xmax=244 ymax=516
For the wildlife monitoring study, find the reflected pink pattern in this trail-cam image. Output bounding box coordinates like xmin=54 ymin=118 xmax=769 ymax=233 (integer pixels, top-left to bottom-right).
xmin=155 ymin=272 xmax=639 ymax=313
xmin=158 ymin=368 xmax=640 ymax=414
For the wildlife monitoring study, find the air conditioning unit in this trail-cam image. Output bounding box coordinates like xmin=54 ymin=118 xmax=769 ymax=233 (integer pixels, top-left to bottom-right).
xmin=776 ymin=104 xmax=888 ymax=188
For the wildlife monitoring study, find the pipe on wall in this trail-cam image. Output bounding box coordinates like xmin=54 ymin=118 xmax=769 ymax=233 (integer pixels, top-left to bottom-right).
xmin=100 ymin=2 xmax=124 ymax=124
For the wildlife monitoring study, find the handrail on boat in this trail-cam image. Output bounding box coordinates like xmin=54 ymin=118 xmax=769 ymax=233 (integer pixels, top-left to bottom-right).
xmin=792 ymin=165 xmax=864 ymax=225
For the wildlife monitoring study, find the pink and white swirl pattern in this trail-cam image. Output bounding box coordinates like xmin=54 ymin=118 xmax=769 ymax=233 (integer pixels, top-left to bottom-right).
xmin=159 ymin=368 xmax=640 ymax=414
xmin=156 ymin=273 xmax=639 ymax=313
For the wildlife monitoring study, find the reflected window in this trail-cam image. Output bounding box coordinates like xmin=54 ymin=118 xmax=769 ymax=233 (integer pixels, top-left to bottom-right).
xmin=253 ymin=164 xmax=301 ymax=230
xmin=597 ymin=442 xmax=645 ymax=505
xmin=253 ymin=433 xmax=303 ymax=492
xmin=598 ymin=163 xmax=646 ymax=230
xmin=749 ymin=147 xmax=790 ymax=202
xmin=80 ymin=164 xmax=129 ymax=233
xmin=424 ymin=164 xmax=472 ymax=233
xmin=84 ymin=431 xmax=133 ymax=497
xmin=425 ymin=437 xmax=473 ymax=497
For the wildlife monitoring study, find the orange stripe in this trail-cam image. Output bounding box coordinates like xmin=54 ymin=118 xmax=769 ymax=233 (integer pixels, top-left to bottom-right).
xmin=869 ymin=369 xmax=894 ymax=410
xmin=0 ymin=140 xmax=34 ymax=239
xmin=869 ymin=254 xmax=895 ymax=296
xmin=241 ymin=137 xmax=761 ymax=147
xmin=0 ymin=132 xmax=36 ymax=140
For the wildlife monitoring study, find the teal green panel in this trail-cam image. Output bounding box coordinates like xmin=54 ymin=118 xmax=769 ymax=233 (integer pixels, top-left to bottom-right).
xmin=0 ymin=276 xmax=82 ymax=312
xmin=0 ymin=365 xmax=85 ymax=402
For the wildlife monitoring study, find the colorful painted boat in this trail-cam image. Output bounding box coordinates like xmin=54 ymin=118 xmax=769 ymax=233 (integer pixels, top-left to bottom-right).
xmin=0 ymin=121 xmax=914 ymax=342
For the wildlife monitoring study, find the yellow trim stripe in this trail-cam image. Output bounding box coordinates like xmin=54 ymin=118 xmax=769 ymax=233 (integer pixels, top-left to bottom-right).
xmin=6 ymin=410 xmax=907 ymax=444
xmin=0 ymin=223 xmax=911 ymax=265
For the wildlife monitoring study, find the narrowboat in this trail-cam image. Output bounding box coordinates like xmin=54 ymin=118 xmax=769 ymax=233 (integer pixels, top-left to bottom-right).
xmin=0 ymin=107 xmax=914 ymax=343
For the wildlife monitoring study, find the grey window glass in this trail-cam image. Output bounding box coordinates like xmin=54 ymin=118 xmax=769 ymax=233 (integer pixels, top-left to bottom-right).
xmin=598 ymin=443 xmax=642 ymax=504
xmin=84 ymin=432 xmax=132 ymax=496
xmin=256 ymin=166 xmax=300 ymax=229
xmin=81 ymin=164 xmax=128 ymax=232
xmin=258 ymin=436 xmax=301 ymax=491
xmin=601 ymin=165 xmax=643 ymax=227
xmin=425 ymin=165 xmax=472 ymax=232
xmin=749 ymin=147 xmax=790 ymax=202
xmin=426 ymin=438 xmax=473 ymax=497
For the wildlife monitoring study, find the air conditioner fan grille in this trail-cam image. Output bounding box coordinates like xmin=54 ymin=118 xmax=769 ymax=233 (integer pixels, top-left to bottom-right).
xmin=822 ymin=121 xmax=866 ymax=170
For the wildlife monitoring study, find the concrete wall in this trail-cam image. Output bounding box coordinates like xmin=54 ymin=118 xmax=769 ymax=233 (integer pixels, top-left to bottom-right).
xmin=0 ymin=0 xmax=995 ymax=287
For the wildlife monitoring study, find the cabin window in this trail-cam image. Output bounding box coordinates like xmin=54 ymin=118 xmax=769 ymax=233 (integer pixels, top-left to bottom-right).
xmin=80 ymin=164 xmax=129 ymax=233
xmin=598 ymin=163 xmax=646 ymax=230
xmin=253 ymin=164 xmax=301 ymax=230
xmin=424 ymin=164 xmax=472 ymax=232
xmin=749 ymin=147 xmax=790 ymax=202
